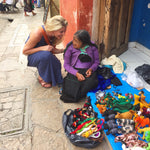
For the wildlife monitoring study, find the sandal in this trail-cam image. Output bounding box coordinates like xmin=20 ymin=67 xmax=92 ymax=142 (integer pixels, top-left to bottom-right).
xmin=40 ymin=81 xmax=52 ymax=88
xmin=38 ymin=76 xmax=52 ymax=88
xmin=38 ymin=76 xmax=43 ymax=83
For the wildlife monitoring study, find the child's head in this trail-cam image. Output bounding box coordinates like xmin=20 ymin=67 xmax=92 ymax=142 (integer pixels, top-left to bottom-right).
xmin=73 ymin=30 xmax=91 ymax=49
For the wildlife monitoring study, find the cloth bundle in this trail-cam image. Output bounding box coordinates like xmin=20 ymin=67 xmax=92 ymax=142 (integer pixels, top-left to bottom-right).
xmin=101 ymin=55 xmax=125 ymax=73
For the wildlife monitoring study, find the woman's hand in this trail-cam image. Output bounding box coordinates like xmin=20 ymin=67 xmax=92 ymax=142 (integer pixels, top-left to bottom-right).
xmin=42 ymin=45 xmax=54 ymax=52
xmin=52 ymin=48 xmax=64 ymax=54
xmin=76 ymin=72 xmax=85 ymax=81
xmin=86 ymin=68 xmax=92 ymax=77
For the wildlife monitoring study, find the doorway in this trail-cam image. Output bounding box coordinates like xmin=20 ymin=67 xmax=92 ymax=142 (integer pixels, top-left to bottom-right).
xmin=92 ymin=0 xmax=135 ymax=58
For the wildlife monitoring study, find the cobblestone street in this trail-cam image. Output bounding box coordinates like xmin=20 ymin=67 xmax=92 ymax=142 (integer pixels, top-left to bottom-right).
xmin=0 ymin=5 xmax=111 ymax=150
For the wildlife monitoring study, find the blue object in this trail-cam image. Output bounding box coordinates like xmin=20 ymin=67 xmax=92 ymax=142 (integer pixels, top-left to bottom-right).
xmin=87 ymin=73 xmax=150 ymax=150
xmin=123 ymin=61 xmax=126 ymax=71
xmin=103 ymin=61 xmax=127 ymax=72
xmin=103 ymin=65 xmax=112 ymax=69
xmin=37 ymin=0 xmax=41 ymax=7
xmin=129 ymin=0 xmax=150 ymax=49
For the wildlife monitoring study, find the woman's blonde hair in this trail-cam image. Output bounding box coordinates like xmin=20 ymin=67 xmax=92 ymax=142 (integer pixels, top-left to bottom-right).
xmin=45 ymin=15 xmax=68 ymax=32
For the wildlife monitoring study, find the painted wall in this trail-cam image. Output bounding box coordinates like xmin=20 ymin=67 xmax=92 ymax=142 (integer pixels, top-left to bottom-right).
xmin=60 ymin=0 xmax=93 ymax=46
xmin=77 ymin=0 xmax=93 ymax=34
xmin=129 ymin=0 xmax=150 ymax=49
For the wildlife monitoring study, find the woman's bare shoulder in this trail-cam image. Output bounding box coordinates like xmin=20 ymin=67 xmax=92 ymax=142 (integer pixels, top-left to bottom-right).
xmin=30 ymin=27 xmax=43 ymax=40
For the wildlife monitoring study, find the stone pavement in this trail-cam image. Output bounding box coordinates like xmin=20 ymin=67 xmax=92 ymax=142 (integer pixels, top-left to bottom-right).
xmin=0 ymin=6 xmax=111 ymax=150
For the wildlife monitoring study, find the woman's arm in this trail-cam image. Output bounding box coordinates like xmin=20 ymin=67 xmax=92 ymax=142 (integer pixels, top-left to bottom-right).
xmin=23 ymin=28 xmax=54 ymax=55
xmin=64 ymin=49 xmax=85 ymax=81
xmin=52 ymin=48 xmax=64 ymax=54
xmin=64 ymin=46 xmax=78 ymax=76
xmin=89 ymin=46 xmax=100 ymax=72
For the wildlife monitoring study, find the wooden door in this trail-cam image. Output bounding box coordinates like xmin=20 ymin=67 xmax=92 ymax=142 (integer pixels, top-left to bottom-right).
xmin=92 ymin=0 xmax=134 ymax=58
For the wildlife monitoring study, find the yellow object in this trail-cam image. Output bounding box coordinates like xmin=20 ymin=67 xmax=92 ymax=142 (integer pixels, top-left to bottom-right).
xmin=96 ymin=104 xmax=107 ymax=114
xmin=133 ymin=93 xmax=150 ymax=108
xmin=115 ymin=110 xmax=135 ymax=119
xmin=118 ymin=94 xmax=126 ymax=99
xmin=81 ymin=124 xmax=97 ymax=138
xmin=138 ymin=127 xmax=150 ymax=139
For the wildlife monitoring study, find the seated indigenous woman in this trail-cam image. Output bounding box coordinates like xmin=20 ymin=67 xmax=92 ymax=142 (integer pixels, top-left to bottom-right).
xmin=23 ymin=15 xmax=68 ymax=88
xmin=60 ymin=30 xmax=100 ymax=102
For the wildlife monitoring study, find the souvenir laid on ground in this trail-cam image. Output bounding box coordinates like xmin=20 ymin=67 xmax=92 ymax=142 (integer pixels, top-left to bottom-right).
xmin=62 ymin=97 xmax=105 ymax=148
xmin=87 ymin=71 xmax=150 ymax=150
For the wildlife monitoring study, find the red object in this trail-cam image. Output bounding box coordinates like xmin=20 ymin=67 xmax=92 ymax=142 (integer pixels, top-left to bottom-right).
xmin=60 ymin=0 xmax=93 ymax=46
xmin=134 ymin=115 xmax=150 ymax=131
xmin=70 ymin=120 xmax=91 ymax=134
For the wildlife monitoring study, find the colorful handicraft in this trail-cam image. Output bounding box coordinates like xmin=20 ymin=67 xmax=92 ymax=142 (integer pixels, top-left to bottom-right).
xmin=145 ymin=131 xmax=150 ymax=142
xmin=115 ymin=110 xmax=135 ymax=120
xmin=138 ymin=127 xmax=150 ymax=140
xmin=116 ymin=118 xmax=135 ymax=126
xmin=122 ymin=144 xmax=147 ymax=150
xmin=94 ymin=90 xmax=150 ymax=149
xmin=134 ymin=115 xmax=150 ymax=131
xmin=134 ymin=91 xmax=150 ymax=108
xmin=70 ymin=96 xmax=105 ymax=143
xmin=96 ymin=104 xmax=107 ymax=114
xmin=115 ymin=132 xmax=139 ymax=143
xmin=116 ymin=132 xmax=147 ymax=149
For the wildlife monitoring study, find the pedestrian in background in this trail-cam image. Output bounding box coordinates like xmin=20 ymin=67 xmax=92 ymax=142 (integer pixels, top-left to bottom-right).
xmin=24 ymin=0 xmax=36 ymax=16
xmin=37 ymin=0 xmax=40 ymax=8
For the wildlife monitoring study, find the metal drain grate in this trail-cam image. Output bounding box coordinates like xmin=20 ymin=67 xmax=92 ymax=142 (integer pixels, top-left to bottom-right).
xmin=0 ymin=87 xmax=30 ymax=136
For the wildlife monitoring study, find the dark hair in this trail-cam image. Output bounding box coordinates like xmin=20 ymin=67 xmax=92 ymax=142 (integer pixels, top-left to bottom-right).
xmin=74 ymin=30 xmax=97 ymax=47
xmin=64 ymin=30 xmax=97 ymax=56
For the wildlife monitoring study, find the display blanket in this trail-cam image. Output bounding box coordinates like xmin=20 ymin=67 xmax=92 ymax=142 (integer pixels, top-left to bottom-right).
xmin=87 ymin=73 xmax=150 ymax=150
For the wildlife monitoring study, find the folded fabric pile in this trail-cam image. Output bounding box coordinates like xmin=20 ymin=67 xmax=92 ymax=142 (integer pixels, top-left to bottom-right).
xmin=101 ymin=55 xmax=125 ymax=74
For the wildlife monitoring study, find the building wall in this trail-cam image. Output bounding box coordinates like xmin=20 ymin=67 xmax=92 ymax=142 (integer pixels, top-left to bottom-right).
xmin=129 ymin=0 xmax=150 ymax=49
xmin=60 ymin=0 xmax=93 ymax=46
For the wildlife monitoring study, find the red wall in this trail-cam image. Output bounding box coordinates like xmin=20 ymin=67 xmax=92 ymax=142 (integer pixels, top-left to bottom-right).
xmin=77 ymin=0 xmax=93 ymax=34
xmin=60 ymin=0 xmax=93 ymax=46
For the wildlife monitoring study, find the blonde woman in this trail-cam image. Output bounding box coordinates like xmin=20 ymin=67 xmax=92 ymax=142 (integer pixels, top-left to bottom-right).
xmin=23 ymin=15 xmax=68 ymax=88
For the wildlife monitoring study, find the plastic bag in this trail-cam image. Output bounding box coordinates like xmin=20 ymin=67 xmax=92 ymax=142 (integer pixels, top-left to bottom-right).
xmin=135 ymin=64 xmax=150 ymax=85
xmin=62 ymin=109 xmax=100 ymax=148
xmin=121 ymin=69 xmax=144 ymax=89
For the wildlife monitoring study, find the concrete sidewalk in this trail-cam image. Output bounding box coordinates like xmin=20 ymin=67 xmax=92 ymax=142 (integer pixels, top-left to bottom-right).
xmin=0 ymin=6 xmax=111 ymax=150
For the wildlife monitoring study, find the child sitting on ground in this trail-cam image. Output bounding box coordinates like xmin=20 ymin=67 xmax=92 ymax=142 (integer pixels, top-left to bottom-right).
xmin=60 ymin=30 xmax=100 ymax=103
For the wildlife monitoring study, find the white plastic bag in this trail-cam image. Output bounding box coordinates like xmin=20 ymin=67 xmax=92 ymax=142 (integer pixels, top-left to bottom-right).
xmin=121 ymin=69 xmax=144 ymax=90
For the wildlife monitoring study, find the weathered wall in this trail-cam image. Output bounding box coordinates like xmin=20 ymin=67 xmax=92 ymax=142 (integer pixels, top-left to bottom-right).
xmin=60 ymin=0 xmax=93 ymax=46
xmin=77 ymin=0 xmax=93 ymax=35
xmin=60 ymin=0 xmax=78 ymax=46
